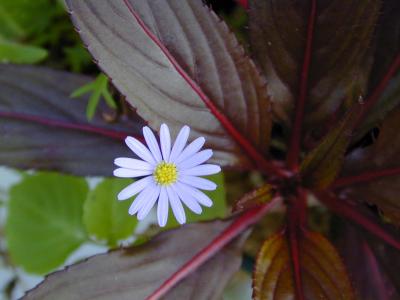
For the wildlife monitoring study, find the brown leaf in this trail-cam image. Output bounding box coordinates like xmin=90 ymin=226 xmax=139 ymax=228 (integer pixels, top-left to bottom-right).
xmin=249 ymin=0 xmax=380 ymax=138
xmin=253 ymin=230 xmax=354 ymax=300
xmin=66 ymin=0 xmax=272 ymax=169
xmin=300 ymin=106 xmax=361 ymax=189
xmin=366 ymin=0 xmax=400 ymax=92
xmin=356 ymin=72 xmax=400 ymax=140
xmin=24 ymin=220 xmax=245 ymax=300
xmin=354 ymin=0 xmax=400 ymax=139
xmin=339 ymin=108 xmax=400 ymax=225
xmin=233 ymin=184 xmax=274 ymax=212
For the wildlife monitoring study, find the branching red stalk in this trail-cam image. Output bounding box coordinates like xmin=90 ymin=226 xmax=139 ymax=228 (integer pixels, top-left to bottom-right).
xmin=287 ymin=191 xmax=307 ymax=300
xmin=0 ymin=111 xmax=132 ymax=141
xmin=286 ymin=0 xmax=317 ymax=170
xmin=318 ymin=192 xmax=400 ymax=250
xmin=354 ymin=53 xmax=400 ymax=128
xmin=288 ymin=229 xmax=304 ymax=300
xmin=146 ymin=197 xmax=282 ymax=300
xmin=122 ymin=0 xmax=289 ymax=178
xmin=331 ymin=167 xmax=400 ymax=189
xmin=328 ymin=53 xmax=400 ymax=189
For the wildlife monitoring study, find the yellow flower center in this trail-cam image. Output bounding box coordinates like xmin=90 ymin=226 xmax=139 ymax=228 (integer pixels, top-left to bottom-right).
xmin=153 ymin=162 xmax=178 ymax=186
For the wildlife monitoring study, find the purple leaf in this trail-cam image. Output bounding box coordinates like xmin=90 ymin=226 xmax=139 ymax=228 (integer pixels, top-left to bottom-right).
xmin=335 ymin=221 xmax=400 ymax=300
xmin=66 ymin=0 xmax=274 ymax=171
xmin=24 ymin=220 xmax=245 ymax=300
xmin=0 ymin=64 xmax=144 ymax=176
xmin=249 ymin=0 xmax=380 ymax=140
xmin=337 ymin=108 xmax=400 ymax=225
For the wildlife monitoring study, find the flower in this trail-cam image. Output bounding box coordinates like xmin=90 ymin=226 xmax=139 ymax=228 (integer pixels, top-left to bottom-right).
xmin=114 ymin=124 xmax=221 ymax=227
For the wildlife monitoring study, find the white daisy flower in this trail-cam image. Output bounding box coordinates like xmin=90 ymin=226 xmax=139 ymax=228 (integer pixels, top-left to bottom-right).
xmin=113 ymin=124 xmax=221 ymax=227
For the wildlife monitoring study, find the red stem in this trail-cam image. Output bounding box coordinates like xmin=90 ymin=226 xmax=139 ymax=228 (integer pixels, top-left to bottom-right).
xmin=362 ymin=241 xmax=388 ymax=300
xmin=146 ymin=197 xmax=282 ymax=300
xmin=236 ymin=0 xmax=248 ymax=9
xmin=286 ymin=0 xmax=317 ymax=170
xmin=354 ymin=53 xmax=400 ymax=128
xmin=288 ymin=229 xmax=304 ymax=300
xmin=328 ymin=54 xmax=400 ymax=189
xmin=0 ymin=111 xmax=133 ymax=141
xmin=287 ymin=191 xmax=307 ymax=300
xmin=331 ymin=167 xmax=400 ymax=189
xmin=122 ymin=0 xmax=289 ymax=178
xmin=318 ymin=192 xmax=400 ymax=250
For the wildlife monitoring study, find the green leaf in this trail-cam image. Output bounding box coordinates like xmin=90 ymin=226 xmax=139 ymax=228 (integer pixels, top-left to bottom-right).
xmin=70 ymin=73 xmax=117 ymax=120
xmin=63 ymin=45 xmax=92 ymax=73
xmin=0 ymin=40 xmax=47 ymax=64
xmin=6 ymin=172 xmax=88 ymax=274
xmin=70 ymin=81 xmax=95 ymax=98
xmin=0 ymin=0 xmax=62 ymax=40
xmin=102 ymin=86 xmax=117 ymax=109
xmin=86 ymin=84 xmax=102 ymax=120
xmin=165 ymin=173 xmax=226 ymax=229
xmin=0 ymin=2 xmax=26 ymax=39
xmin=83 ymin=178 xmax=138 ymax=247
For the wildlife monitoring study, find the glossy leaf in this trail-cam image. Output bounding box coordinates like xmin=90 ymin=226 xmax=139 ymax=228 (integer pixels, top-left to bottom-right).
xmin=339 ymin=108 xmax=400 ymax=225
xmin=0 ymin=64 xmax=145 ymax=176
xmin=24 ymin=220 xmax=245 ymax=300
xmin=66 ymin=0 xmax=272 ymax=168
xmin=253 ymin=230 xmax=354 ymax=300
xmin=249 ymin=0 xmax=380 ymax=137
xmin=6 ymin=172 xmax=88 ymax=274
xmin=300 ymin=106 xmax=361 ymax=189
xmin=83 ymin=178 xmax=138 ymax=247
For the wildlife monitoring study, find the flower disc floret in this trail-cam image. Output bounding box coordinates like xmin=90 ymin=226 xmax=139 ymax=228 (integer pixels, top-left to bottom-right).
xmin=154 ymin=162 xmax=177 ymax=186
xmin=113 ymin=124 xmax=221 ymax=227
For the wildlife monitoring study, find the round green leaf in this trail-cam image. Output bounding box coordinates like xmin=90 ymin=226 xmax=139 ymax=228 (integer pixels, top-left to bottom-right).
xmin=166 ymin=173 xmax=227 ymax=229
xmin=83 ymin=178 xmax=138 ymax=246
xmin=6 ymin=172 xmax=88 ymax=274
